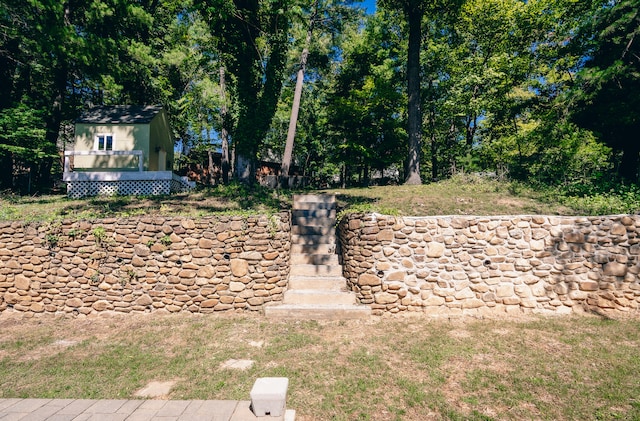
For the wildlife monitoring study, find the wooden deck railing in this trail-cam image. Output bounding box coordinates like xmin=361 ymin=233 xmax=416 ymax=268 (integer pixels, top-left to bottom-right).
xmin=63 ymin=150 xmax=144 ymax=173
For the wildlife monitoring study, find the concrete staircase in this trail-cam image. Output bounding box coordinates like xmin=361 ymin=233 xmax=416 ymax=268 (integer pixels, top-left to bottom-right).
xmin=264 ymin=194 xmax=371 ymax=320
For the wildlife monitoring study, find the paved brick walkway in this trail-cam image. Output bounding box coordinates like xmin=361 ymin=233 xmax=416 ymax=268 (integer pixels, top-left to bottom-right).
xmin=0 ymin=399 xmax=295 ymax=420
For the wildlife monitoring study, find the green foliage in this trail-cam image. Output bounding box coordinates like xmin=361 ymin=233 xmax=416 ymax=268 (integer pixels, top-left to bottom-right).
xmin=160 ymin=235 xmax=172 ymax=246
xmin=0 ymin=0 xmax=637 ymax=194
xmin=554 ymin=184 xmax=640 ymax=215
xmin=45 ymin=234 xmax=60 ymax=248
xmin=326 ymin=11 xmax=405 ymax=186
xmin=66 ymin=228 xmax=85 ymax=239
xmin=568 ymin=0 xmax=640 ymax=180
xmin=91 ymin=226 xmax=107 ymax=245
xmin=0 ymin=105 xmax=50 ymax=158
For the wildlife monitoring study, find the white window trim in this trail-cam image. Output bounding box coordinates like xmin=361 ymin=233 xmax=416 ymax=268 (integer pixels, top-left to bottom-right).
xmin=94 ymin=133 xmax=115 ymax=151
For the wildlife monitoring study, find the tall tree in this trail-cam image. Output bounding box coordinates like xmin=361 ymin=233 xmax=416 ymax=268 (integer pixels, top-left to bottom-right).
xmin=0 ymin=0 xmax=84 ymax=189
xmin=280 ymin=0 xmax=320 ymax=181
xmin=569 ymin=0 xmax=640 ymax=181
xmin=326 ymin=11 xmax=404 ymax=186
xmin=280 ymin=0 xmax=357 ymax=183
xmin=200 ymin=0 xmax=292 ymax=182
xmin=379 ymin=0 xmax=424 ymax=184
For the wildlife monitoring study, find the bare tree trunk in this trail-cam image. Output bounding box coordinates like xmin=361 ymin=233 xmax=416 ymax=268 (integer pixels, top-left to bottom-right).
xmin=281 ymin=0 xmax=319 ymax=184
xmin=219 ymin=66 xmax=230 ymax=184
xmin=208 ymin=149 xmax=215 ymax=185
xmin=404 ymin=0 xmax=423 ymax=185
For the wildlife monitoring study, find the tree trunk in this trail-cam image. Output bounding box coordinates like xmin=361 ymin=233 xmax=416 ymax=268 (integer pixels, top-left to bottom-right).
xmin=426 ymin=86 xmax=438 ymax=181
xmin=280 ymin=52 xmax=307 ymax=180
xmin=39 ymin=0 xmax=72 ymax=192
xmin=404 ymin=0 xmax=423 ymax=185
xmin=208 ymin=149 xmax=215 ymax=185
xmin=363 ymin=164 xmax=370 ymax=186
xmin=281 ymin=0 xmax=318 ymax=185
xmin=219 ymin=66 xmax=230 ymax=184
xmin=230 ymin=0 xmax=288 ymax=184
xmin=430 ymin=132 xmax=438 ymax=181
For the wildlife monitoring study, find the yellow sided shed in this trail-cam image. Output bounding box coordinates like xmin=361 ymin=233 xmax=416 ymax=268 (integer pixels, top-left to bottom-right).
xmin=73 ymin=105 xmax=174 ymax=172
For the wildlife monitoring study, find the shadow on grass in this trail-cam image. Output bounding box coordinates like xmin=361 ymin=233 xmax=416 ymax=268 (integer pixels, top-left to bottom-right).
xmin=49 ymin=183 xmax=294 ymax=220
xmin=3 ymin=184 xmax=381 ymax=221
xmin=201 ymin=183 xmax=292 ymax=211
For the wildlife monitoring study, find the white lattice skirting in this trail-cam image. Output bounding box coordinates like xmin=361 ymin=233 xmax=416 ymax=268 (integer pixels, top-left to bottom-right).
xmin=67 ymin=179 xmax=171 ymax=198
xmin=64 ymin=172 xmax=195 ymax=198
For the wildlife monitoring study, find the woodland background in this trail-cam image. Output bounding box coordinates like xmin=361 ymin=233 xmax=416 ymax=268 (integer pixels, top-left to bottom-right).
xmin=0 ymin=0 xmax=638 ymax=196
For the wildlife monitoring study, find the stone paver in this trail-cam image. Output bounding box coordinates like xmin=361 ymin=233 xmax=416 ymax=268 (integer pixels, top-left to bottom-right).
xmin=0 ymin=399 xmax=295 ymax=421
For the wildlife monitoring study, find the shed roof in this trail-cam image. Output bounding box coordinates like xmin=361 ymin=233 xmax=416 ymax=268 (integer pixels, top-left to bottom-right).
xmin=76 ymin=105 xmax=163 ymax=124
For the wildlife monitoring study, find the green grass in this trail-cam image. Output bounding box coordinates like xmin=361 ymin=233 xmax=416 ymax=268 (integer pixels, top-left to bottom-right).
xmin=2 ymin=314 xmax=640 ymax=420
xmin=4 ymin=175 xmax=640 ymax=222
xmin=0 ymin=183 xmax=294 ymax=222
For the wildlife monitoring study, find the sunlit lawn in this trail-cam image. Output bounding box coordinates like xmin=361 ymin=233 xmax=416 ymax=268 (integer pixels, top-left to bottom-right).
xmin=1 ymin=313 xmax=639 ymax=420
xmin=0 ymin=176 xmax=583 ymax=223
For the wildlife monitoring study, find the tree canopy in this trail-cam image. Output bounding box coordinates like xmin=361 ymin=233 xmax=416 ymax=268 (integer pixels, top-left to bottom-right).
xmin=0 ymin=0 xmax=637 ymax=192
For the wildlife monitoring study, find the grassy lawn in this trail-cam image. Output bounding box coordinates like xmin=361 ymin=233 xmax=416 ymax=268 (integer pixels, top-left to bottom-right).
xmin=3 ymin=177 xmax=640 ymax=420
xmin=1 ymin=313 xmax=640 ymax=420
xmin=0 ymin=176 xmax=592 ymax=222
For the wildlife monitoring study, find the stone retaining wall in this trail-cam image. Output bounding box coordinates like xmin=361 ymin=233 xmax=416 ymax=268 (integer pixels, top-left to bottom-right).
xmin=5 ymin=211 xmax=640 ymax=318
xmin=0 ymin=214 xmax=290 ymax=316
xmin=339 ymin=213 xmax=640 ymax=317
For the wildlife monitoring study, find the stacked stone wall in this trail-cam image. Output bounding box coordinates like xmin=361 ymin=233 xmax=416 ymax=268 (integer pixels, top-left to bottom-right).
xmin=0 ymin=214 xmax=290 ymax=316
xmin=339 ymin=213 xmax=640 ymax=317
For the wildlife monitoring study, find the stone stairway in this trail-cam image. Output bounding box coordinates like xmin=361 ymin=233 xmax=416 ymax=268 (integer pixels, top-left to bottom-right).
xmin=264 ymin=194 xmax=371 ymax=320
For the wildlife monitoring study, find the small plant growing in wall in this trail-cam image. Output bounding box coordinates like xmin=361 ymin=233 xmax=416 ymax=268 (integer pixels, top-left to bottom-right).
xmin=45 ymin=233 xmax=60 ymax=248
xmin=92 ymin=226 xmax=107 ymax=246
xmin=90 ymin=270 xmax=101 ymax=285
xmin=67 ymin=228 xmax=85 ymax=239
xmin=160 ymin=235 xmax=172 ymax=246
xmin=119 ymin=268 xmax=138 ymax=286
xmin=45 ymin=221 xmax=63 ymax=248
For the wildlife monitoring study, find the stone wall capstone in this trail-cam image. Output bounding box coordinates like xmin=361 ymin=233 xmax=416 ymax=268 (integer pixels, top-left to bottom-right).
xmin=0 ymin=213 xmax=290 ymax=316
xmin=338 ymin=213 xmax=640 ymax=317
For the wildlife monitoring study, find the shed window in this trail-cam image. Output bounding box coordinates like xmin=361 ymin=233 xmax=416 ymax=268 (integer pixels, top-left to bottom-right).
xmin=95 ymin=134 xmax=114 ymax=151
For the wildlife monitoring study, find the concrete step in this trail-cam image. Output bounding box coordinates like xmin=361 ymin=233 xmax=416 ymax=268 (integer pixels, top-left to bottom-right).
xmin=283 ymin=289 xmax=356 ymax=305
xmin=291 ymin=234 xmax=336 ymax=245
xmin=293 ymin=194 xmax=336 ymax=205
xmin=291 ymin=215 xmax=336 ymax=226
xmin=276 ymin=194 xmax=367 ymax=321
xmin=291 ymin=244 xmax=336 ymax=255
xmin=291 ymin=209 xmax=336 ymax=219
xmin=290 ymin=253 xmax=339 ymax=265
xmin=292 ymin=202 xmax=336 ymax=211
xmin=290 ymin=264 xmax=343 ymax=277
xmin=291 ymin=225 xmax=335 ymax=236
xmin=288 ymin=276 xmax=346 ymax=290
xmin=264 ymin=303 xmax=371 ymax=320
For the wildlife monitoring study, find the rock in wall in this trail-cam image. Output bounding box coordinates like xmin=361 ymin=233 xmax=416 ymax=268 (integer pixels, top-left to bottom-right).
xmin=0 ymin=213 xmax=290 ymax=316
xmin=339 ymin=213 xmax=640 ymax=317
